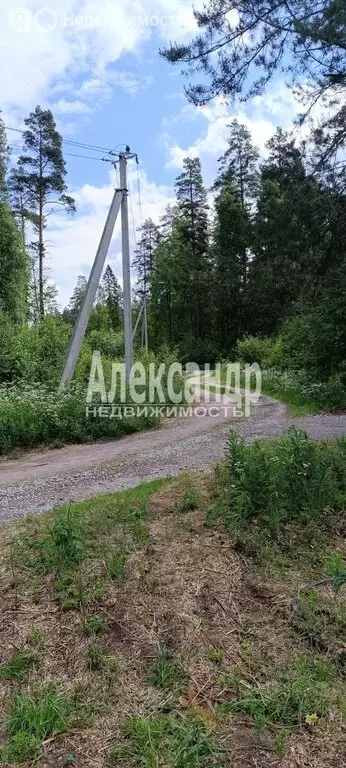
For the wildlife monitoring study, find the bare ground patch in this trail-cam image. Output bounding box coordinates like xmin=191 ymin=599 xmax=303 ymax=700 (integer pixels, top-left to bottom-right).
xmin=0 ymin=474 xmax=344 ymax=767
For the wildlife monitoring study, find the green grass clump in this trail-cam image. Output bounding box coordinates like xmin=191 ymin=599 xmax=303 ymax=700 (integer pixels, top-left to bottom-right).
xmin=87 ymin=643 xmax=106 ymax=672
xmin=107 ymin=550 xmax=126 ymax=581
xmin=178 ymin=491 xmax=201 ymax=512
xmin=0 ymin=651 xmax=39 ymax=682
xmin=291 ymin=588 xmax=346 ymax=654
xmin=111 ymin=714 xmax=224 ymax=767
xmin=225 ymin=657 xmax=337 ymax=730
xmin=148 ymin=645 xmax=186 ymax=690
xmin=213 ymin=428 xmax=346 ymax=564
xmin=84 ymin=617 xmax=109 ymax=636
xmin=1 ymin=684 xmax=74 ymax=763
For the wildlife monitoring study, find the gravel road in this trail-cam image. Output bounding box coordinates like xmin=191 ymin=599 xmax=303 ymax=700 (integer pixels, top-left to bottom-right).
xmin=0 ymin=392 xmax=345 ymax=524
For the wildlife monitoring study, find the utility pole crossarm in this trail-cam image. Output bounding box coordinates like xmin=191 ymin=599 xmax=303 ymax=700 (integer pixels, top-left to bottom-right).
xmin=59 ymin=187 xmax=123 ymax=391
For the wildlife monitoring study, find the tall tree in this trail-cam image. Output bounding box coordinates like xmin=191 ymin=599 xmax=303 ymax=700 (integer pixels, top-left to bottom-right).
xmin=0 ymin=118 xmax=29 ymax=323
xmin=63 ymin=275 xmax=87 ymax=326
xmin=175 ymin=157 xmax=212 ymax=348
xmin=215 ymin=120 xmax=259 ymax=208
xmin=162 ymin=1 xmax=346 ymax=170
xmin=101 ymin=265 xmax=122 ymax=331
xmin=215 ymin=121 xmax=258 ymax=284
xmin=0 ymin=111 xmax=9 ymax=197
xmin=213 ymin=180 xmax=251 ymax=351
xmin=0 ymin=202 xmax=29 ymax=324
xmin=247 ymin=129 xmax=334 ymax=334
xmin=10 ymin=106 xmax=75 ymax=319
xmin=133 ymin=218 xmax=161 ymax=302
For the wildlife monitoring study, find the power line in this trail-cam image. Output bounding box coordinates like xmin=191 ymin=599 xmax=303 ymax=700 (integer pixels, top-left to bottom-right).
xmin=7 ymin=143 xmax=112 ymax=163
xmin=4 ymin=124 xmax=117 ymax=157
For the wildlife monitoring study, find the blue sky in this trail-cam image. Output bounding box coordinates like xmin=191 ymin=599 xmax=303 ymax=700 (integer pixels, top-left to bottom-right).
xmin=0 ymin=0 xmax=307 ymax=307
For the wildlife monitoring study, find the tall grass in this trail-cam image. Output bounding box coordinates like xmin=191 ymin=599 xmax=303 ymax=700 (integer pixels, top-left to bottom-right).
xmin=0 ymin=383 xmax=155 ymax=454
xmin=213 ymin=428 xmax=346 ymax=562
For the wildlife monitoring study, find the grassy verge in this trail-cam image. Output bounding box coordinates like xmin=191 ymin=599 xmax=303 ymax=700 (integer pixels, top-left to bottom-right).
xmin=0 ymin=437 xmax=345 ymax=766
xmin=217 ymin=364 xmax=346 ymax=416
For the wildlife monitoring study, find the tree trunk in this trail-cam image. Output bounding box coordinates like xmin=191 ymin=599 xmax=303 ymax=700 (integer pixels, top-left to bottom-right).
xmin=38 ymin=129 xmax=44 ymax=319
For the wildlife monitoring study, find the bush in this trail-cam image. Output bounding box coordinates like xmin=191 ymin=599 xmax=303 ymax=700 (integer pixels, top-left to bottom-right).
xmin=217 ymin=428 xmax=346 ymax=559
xmin=0 ymin=383 xmax=156 ymax=454
xmin=236 ymin=335 xmax=277 ymax=367
xmin=261 ymin=368 xmax=346 ymax=412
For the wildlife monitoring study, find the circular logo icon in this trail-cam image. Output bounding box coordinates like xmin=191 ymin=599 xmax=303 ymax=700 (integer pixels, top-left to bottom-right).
xmin=34 ymin=8 xmax=58 ymax=32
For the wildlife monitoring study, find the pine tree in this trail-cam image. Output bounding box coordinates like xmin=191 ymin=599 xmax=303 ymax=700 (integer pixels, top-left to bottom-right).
xmin=63 ymin=275 xmax=87 ymax=326
xmin=0 ymin=202 xmax=29 ymax=324
xmin=0 ymin=111 xmax=9 ymax=198
xmin=162 ymin=2 xmax=346 ymax=171
xmin=0 ymin=118 xmax=29 ymax=323
xmin=216 ymin=120 xmax=259 ymax=208
xmin=174 ymin=157 xmax=212 ymax=350
xmin=133 ymin=218 xmax=161 ymax=302
xmin=213 ymin=180 xmax=251 ymax=352
xmin=10 ymin=106 xmax=75 ymax=319
xmin=101 ymin=265 xmax=122 ymax=331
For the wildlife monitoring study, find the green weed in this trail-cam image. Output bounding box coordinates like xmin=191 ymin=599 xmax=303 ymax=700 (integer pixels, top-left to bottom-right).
xmin=111 ymin=714 xmax=224 ymax=767
xmin=178 ymin=491 xmax=200 ymax=512
xmin=219 ymin=429 xmax=346 ymax=563
xmin=0 ymin=651 xmax=39 ymax=682
xmin=148 ymin=645 xmax=186 ymax=690
xmin=226 ymin=657 xmax=337 ymax=730
xmin=1 ymin=684 xmax=74 ymax=763
xmin=107 ymin=550 xmax=126 ymax=581
xmin=84 ymin=617 xmax=109 ymax=636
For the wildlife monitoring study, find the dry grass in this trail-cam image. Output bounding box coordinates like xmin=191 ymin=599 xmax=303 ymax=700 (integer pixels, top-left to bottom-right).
xmin=0 ymin=473 xmax=344 ymax=767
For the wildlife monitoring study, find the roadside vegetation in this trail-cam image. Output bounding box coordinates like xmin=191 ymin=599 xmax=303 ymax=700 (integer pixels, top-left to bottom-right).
xmin=0 ymin=430 xmax=344 ymax=766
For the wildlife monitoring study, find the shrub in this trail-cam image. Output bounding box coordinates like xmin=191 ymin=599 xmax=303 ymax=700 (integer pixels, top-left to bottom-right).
xmin=219 ymin=428 xmax=346 ymax=559
xmin=236 ymin=335 xmax=277 ymax=367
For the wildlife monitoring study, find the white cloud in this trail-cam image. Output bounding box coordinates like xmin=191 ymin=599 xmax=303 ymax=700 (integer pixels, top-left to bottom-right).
xmin=0 ymin=0 xmax=204 ymax=122
xmin=163 ymin=84 xmax=309 ymax=181
xmin=48 ymin=165 xmax=175 ymax=307
xmin=55 ymin=100 xmax=91 ymax=115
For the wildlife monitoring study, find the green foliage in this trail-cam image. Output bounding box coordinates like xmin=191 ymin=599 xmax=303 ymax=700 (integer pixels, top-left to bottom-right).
xmin=0 ymin=380 xmax=155 ymax=454
xmin=1 ymin=684 xmax=73 ymax=763
xmin=50 ymin=508 xmax=85 ymax=570
xmin=148 ymin=645 xmax=186 ymax=690
xmin=178 ymin=490 xmax=200 ymax=512
xmin=0 ymin=651 xmax=39 ymax=682
xmin=112 ymin=714 xmax=222 ymax=767
xmin=291 ymin=588 xmax=346 ymax=654
xmin=107 ymin=550 xmax=126 ymax=581
xmin=87 ymin=643 xmax=105 ymax=672
xmin=226 ymin=657 xmax=337 ymax=730
xmin=220 ymin=428 xmax=346 ymax=561
xmin=207 ymin=649 xmax=223 ymax=665
xmin=84 ymin=617 xmax=109 ymax=636
xmin=325 ymin=553 xmax=346 ymax=595
xmin=261 ymin=368 xmax=346 ymax=414
xmin=236 ymin=336 xmax=277 ymax=367
xmin=0 ymin=202 xmax=28 ymax=324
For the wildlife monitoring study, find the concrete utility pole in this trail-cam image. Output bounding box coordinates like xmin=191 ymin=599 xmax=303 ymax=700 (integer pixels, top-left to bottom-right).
xmin=119 ymin=153 xmax=134 ymax=382
xmin=60 ymin=149 xmax=136 ymax=391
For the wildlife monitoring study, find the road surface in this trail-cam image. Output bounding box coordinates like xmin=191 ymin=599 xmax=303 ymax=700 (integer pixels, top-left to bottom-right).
xmin=0 ymin=389 xmax=345 ymax=523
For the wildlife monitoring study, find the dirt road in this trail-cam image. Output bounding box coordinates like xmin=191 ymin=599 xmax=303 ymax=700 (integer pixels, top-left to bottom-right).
xmin=0 ymin=392 xmax=345 ymax=523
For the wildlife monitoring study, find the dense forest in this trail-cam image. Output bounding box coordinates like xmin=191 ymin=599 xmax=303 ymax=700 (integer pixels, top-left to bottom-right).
xmin=0 ymin=0 xmax=345 ymax=453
